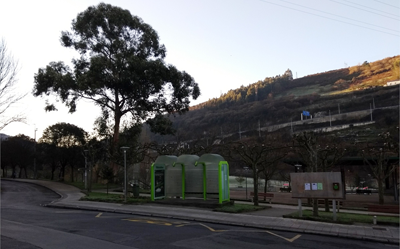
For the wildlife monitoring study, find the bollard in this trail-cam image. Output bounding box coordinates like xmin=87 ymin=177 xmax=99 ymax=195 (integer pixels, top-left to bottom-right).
xmin=373 ymin=216 xmax=377 ymax=225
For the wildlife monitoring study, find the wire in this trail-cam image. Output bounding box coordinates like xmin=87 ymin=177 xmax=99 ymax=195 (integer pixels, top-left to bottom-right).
xmin=280 ymin=0 xmax=399 ymax=33
xmin=373 ymin=0 xmax=400 ymax=10
xmin=346 ymin=0 xmax=400 ymax=17
xmin=330 ymin=0 xmax=400 ymax=21
xmin=257 ymin=0 xmax=400 ymax=37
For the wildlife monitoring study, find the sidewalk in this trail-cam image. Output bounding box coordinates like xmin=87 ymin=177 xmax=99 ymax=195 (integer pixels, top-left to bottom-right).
xmin=5 ymin=179 xmax=400 ymax=245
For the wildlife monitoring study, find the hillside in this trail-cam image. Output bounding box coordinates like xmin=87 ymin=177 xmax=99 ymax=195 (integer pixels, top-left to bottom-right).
xmin=148 ymin=55 xmax=400 ymax=143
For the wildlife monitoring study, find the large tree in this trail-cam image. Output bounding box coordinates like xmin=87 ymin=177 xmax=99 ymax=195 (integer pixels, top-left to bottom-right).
xmin=33 ymin=3 xmax=200 ymax=154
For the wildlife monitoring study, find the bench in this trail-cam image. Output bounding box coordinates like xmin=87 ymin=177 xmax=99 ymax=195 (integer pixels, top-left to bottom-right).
xmin=356 ymin=189 xmax=372 ymax=195
xmin=368 ymin=205 xmax=399 ymax=214
xmin=250 ymin=192 xmax=274 ymax=204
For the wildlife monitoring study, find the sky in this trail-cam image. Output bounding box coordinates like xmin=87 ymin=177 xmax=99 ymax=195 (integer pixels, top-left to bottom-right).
xmin=0 ymin=0 xmax=399 ymax=139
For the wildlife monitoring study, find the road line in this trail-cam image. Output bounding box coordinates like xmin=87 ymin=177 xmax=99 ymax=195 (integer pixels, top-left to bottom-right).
xmin=95 ymin=213 xmax=103 ymax=218
xmin=265 ymin=231 xmax=301 ymax=242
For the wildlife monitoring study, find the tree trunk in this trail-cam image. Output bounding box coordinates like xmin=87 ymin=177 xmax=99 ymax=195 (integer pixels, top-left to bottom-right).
xmin=253 ymin=169 xmax=259 ymax=206
xmin=23 ymin=167 xmax=27 ymax=178
xmin=393 ymin=169 xmax=399 ymax=202
xmin=263 ymin=176 xmax=267 ymax=201
xmin=59 ymin=164 xmax=66 ymax=181
xmin=324 ymin=198 xmax=330 ymax=212
xmin=71 ymin=165 xmax=74 ymax=182
xmin=378 ymin=178 xmax=384 ymax=204
xmin=112 ymin=109 xmax=122 ymax=157
xmin=312 ymin=198 xmax=319 ymax=216
xmin=12 ymin=166 xmax=16 ymax=178
xmin=385 ymin=177 xmax=390 ymax=190
xmin=51 ymin=166 xmax=55 ymax=180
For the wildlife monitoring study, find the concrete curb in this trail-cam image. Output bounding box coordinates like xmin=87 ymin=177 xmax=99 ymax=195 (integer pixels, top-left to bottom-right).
xmin=46 ymin=202 xmax=399 ymax=245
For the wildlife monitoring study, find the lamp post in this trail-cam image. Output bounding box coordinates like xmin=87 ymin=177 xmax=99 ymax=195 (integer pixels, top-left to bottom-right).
xmin=121 ymin=146 xmax=130 ymax=202
xmin=34 ymin=128 xmax=37 ymax=179
xmin=243 ymin=166 xmax=249 ymax=200
xmin=83 ymin=150 xmax=88 ymax=190
xmin=295 ymin=164 xmax=303 ymax=217
xmin=295 ymin=164 xmax=302 ymax=173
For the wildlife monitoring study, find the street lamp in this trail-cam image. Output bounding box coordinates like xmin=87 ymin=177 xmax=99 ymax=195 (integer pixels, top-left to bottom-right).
xmin=295 ymin=164 xmax=302 ymax=173
xmin=34 ymin=128 xmax=37 ymax=179
xmin=243 ymin=166 xmax=249 ymax=200
xmin=83 ymin=150 xmax=88 ymax=190
xmin=121 ymin=146 xmax=130 ymax=202
xmin=294 ymin=164 xmax=303 ymax=217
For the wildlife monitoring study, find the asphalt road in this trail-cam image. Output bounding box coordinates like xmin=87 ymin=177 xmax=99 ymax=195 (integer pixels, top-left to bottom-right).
xmin=1 ymin=180 xmax=396 ymax=249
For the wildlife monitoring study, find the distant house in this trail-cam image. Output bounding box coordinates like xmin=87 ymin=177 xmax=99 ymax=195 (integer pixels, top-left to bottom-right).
xmin=386 ymin=80 xmax=400 ymax=86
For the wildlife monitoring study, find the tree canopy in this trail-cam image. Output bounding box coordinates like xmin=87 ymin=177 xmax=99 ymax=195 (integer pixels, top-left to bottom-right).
xmin=39 ymin=122 xmax=87 ymax=181
xmin=33 ymin=3 xmax=200 ymax=153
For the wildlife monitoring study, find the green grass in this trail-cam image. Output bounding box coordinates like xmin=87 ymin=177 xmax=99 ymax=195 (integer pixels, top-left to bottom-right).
xmin=214 ymin=204 xmax=267 ymax=213
xmin=66 ymin=181 xmax=121 ymax=191
xmin=80 ymin=192 xmax=151 ymax=204
xmin=283 ymin=210 xmax=399 ymax=225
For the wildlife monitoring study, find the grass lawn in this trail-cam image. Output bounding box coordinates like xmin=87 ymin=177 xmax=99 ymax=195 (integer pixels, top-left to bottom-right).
xmin=67 ymin=181 xmax=121 ymax=191
xmin=283 ymin=210 xmax=399 ymax=226
xmin=80 ymin=192 xmax=151 ymax=204
xmin=214 ymin=204 xmax=267 ymax=213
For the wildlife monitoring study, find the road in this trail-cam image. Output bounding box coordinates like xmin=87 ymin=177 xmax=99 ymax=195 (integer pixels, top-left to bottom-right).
xmin=1 ymin=180 xmax=395 ymax=249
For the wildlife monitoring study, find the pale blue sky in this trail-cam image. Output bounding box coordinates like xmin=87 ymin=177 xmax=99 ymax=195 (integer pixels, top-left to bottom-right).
xmin=1 ymin=0 xmax=399 ymax=138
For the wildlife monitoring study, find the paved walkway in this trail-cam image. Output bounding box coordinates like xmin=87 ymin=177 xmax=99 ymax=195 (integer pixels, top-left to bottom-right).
xmin=4 ymin=179 xmax=399 ymax=245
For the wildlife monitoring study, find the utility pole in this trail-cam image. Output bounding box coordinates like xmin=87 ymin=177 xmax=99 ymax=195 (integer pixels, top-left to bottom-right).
xmin=291 ymin=118 xmax=293 ymax=134
xmin=34 ymin=128 xmax=37 ymax=179
xmin=370 ymin=103 xmax=373 ymax=121
xmin=84 ymin=150 xmax=88 ymax=190
xmin=121 ymin=147 xmax=130 ymax=202
xmin=0 ymin=134 xmax=2 ymax=177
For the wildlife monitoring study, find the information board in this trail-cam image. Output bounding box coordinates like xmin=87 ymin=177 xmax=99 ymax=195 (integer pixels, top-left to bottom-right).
xmin=290 ymin=172 xmax=344 ymax=199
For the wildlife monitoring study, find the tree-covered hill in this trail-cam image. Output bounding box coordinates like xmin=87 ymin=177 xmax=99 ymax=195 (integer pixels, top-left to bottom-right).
xmin=147 ymin=55 xmax=400 ymax=143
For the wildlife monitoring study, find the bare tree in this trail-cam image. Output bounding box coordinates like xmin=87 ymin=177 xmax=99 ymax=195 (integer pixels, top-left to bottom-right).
xmin=222 ymin=136 xmax=288 ymax=206
xmin=0 ymin=39 xmax=26 ymax=130
xmin=361 ymin=131 xmax=398 ymax=204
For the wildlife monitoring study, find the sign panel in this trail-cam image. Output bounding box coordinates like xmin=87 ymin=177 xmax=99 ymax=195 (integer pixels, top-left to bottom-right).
xmin=311 ymin=183 xmax=318 ymax=190
xmin=290 ymin=172 xmax=344 ymax=199
xmin=154 ymin=165 xmax=165 ymax=199
xmin=333 ymin=182 xmax=340 ymax=191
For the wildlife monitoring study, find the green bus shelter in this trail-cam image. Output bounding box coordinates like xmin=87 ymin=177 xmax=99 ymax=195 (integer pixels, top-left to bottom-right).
xmin=172 ymin=154 xmax=200 ymax=200
xmin=151 ymin=154 xmax=230 ymax=204
xmin=195 ymin=154 xmax=230 ymax=204
xmin=151 ymin=155 xmax=177 ymax=201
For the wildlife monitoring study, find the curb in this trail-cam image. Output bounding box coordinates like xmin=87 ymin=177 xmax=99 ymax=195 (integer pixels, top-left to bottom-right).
xmin=46 ymin=202 xmax=399 ymax=245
